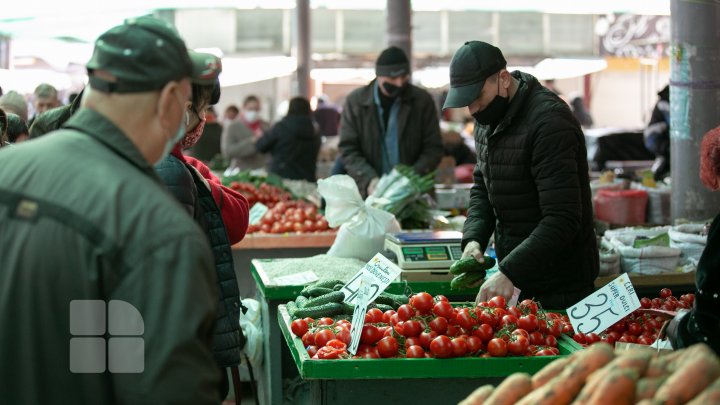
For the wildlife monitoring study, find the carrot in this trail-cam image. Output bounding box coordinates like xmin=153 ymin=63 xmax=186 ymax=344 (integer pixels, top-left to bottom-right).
xmin=635 ymin=376 xmax=668 ymax=401
xmin=635 ymin=400 xmax=665 ymax=405
xmin=686 ymin=377 xmax=720 ymax=405
xmin=645 ymin=356 xmax=671 ymax=378
xmin=585 ymin=369 xmax=638 ymax=405
xmin=517 ymin=343 xmax=615 ymax=405
xmin=654 ymin=350 xmax=720 ymax=405
xmin=576 ymin=348 xmax=652 ymax=402
xmin=458 ymin=384 xmax=494 ymax=405
xmin=484 ymin=373 xmax=533 ymax=405
xmin=532 ymin=357 xmax=572 ymax=389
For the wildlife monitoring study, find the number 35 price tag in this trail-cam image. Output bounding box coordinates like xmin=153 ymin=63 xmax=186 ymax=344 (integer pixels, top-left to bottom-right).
xmin=567 ymin=274 xmax=641 ymax=335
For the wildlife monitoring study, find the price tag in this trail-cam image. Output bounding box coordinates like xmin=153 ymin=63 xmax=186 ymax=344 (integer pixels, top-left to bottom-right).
xmin=567 ymin=274 xmax=641 ymax=335
xmin=248 ymin=203 xmax=269 ymax=225
xmin=341 ymin=253 xmax=402 ymax=305
xmin=347 ymin=279 xmax=370 ymax=355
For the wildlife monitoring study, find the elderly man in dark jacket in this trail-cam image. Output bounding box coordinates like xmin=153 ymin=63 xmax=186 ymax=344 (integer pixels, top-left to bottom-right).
xmin=339 ymin=46 xmax=443 ymax=197
xmin=443 ymin=41 xmax=599 ymax=309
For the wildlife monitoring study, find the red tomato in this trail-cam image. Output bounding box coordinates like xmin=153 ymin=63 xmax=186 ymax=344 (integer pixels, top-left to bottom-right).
xmin=425 ymin=316 xmax=447 ymax=335
xmin=325 ymin=339 xmax=347 ymax=350
xmin=610 ymin=321 xmax=627 ymax=334
xmin=306 ymin=345 xmax=318 ymax=357
xmin=316 ymin=346 xmax=345 ymax=359
xmin=501 ymin=315 xmax=518 ymax=328
xmin=507 ymin=335 xmax=530 ymax=356
xmin=472 ymin=323 xmax=494 ymax=343
xmin=627 ymin=322 xmax=642 ymax=336
xmin=681 ymin=293 xmax=695 ymax=305
xmin=419 ymin=331 xmax=439 ymax=349
xmin=381 ymin=310 xmax=396 ymax=324
xmin=406 ymin=345 xmax=426 ymax=358
xmin=291 ymin=319 xmax=309 ymax=337
xmin=315 ymin=329 xmax=336 ymax=348
xmin=433 ymin=301 xmax=454 ymax=319
xmin=487 ymin=338 xmax=508 ymax=357
xmin=640 ymin=297 xmax=652 ymax=309
xmin=336 ymin=320 xmax=351 ymax=330
xmin=446 ymin=324 xmax=461 ymax=337
xmin=456 ymin=310 xmax=478 ymax=330
xmin=466 ymin=336 xmax=483 ymax=354
xmin=618 ymin=334 xmax=636 ymax=344
xmin=651 ymin=298 xmax=663 ymax=308
xmin=518 ymin=299 xmax=539 ymax=315
xmin=377 ymin=336 xmax=399 ymax=358
xmin=489 ymin=296 xmax=506 ymax=309
xmin=529 ymin=331 xmax=545 ymax=345
xmin=659 ymin=288 xmax=673 ymax=299
xmin=434 ymin=295 xmax=449 ymax=303
xmin=317 ymin=317 xmax=334 ymax=326
xmin=366 ymin=308 xmax=384 ymax=324
xmin=545 ymin=335 xmax=558 ymax=347
xmin=493 ymin=308 xmax=507 ymax=321
xmin=477 ymin=310 xmax=498 ymax=328
xmin=336 ymin=328 xmax=351 ymax=345
xmin=584 ymin=333 xmax=601 ymax=345
xmin=637 ymin=335 xmax=654 ymax=345
xmin=451 ymin=337 xmax=469 ymax=357
xmin=535 ymin=349 xmax=554 ymax=356
xmin=517 ymin=314 xmax=538 ymax=332
xmin=302 ymin=332 xmax=315 ymax=347
xmin=360 ymin=325 xmax=383 ymax=344
xmin=397 ymin=304 xmax=415 ymax=322
xmin=507 ymin=306 xmax=522 ymax=319
xmin=404 ymin=337 xmax=421 ymax=348
xmin=411 ymin=292 xmax=435 ymax=314
xmin=573 ymin=333 xmax=587 ymax=345
xmin=512 ymin=328 xmax=530 ymax=339
xmin=402 ymin=320 xmax=424 ymax=337
xmin=537 ymin=319 xmax=548 ymax=334
xmin=430 ymin=335 xmax=454 ymax=358
xmin=546 ymin=320 xmax=562 ymax=338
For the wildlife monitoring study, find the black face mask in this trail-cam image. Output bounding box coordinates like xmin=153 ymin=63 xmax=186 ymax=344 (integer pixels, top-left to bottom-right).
xmin=471 ymin=78 xmax=509 ymax=126
xmin=382 ymin=81 xmax=404 ymax=98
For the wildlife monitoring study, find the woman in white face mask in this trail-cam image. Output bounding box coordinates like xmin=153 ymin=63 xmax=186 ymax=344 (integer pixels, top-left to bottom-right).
xmin=239 ymin=95 xmax=269 ymax=138
xmin=153 ymin=52 xmax=251 ymax=403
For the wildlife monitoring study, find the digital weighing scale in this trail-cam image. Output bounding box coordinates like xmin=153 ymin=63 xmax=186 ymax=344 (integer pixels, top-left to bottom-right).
xmin=384 ymin=231 xmax=463 ymax=270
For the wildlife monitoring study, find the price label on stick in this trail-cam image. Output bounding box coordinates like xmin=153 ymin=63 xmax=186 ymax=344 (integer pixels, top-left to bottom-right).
xmin=347 ymin=279 xmax=370 ymax=355
xmin=248 ymin=202 xmax=269 ymax=225
xmin=567 ymin=274 xmax=641 ymax=335
xmin=341 ymin=253 xmax=402 ymax=305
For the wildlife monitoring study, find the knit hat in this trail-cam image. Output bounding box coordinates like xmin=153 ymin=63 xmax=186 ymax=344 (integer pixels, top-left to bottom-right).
xmin=0 ymin=91 xmax=28 ymax=122
xmin=375 ymin=46 xmax=410 ymax=77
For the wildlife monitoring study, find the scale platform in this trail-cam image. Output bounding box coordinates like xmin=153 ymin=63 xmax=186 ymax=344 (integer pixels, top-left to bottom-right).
xmin=384 ymin=231 xmax=463 ymax=271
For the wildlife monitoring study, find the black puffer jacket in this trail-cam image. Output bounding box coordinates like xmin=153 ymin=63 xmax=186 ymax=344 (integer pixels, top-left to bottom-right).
xmin=256 ymin=115 xmax=321 ymax=182
xmin=463 ymin=71 xmax=598 ymax=303
xmin=155 ymin=155 xmax=244 ymax=367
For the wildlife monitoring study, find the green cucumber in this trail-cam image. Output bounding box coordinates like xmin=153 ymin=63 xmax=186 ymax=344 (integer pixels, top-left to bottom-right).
xmin=294 ymin=302 xmax=346 ymax=319
xmin=450 ymin=271 xmax=486 ymax=290
xmin=375 ymin=304 xmax=394 ymax=313
xmin=312 ymin=279 xmax=344 ymax=289
xmin=295 ymin=295 xmax=309 ymax=308
xmin=287 ymin=301 xmax=298 ymax=318
xmin=449 ymin=256 xmax=495 ymax=275
xmin=302 ymin=291 xmax=346 ymax=308
xmin=300 ymin=286 xmax=334 ymax=298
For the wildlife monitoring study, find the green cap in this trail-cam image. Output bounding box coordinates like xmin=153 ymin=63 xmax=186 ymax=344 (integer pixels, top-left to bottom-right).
xmin=86 ymin=16 xmax=221 ymax=93
xmin=443 ymin=41 xmax=507 ymax=110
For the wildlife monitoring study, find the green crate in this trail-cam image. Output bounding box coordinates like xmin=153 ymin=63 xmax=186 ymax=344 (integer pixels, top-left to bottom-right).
xmin=278 ymin=305 xmax=580 ymax=380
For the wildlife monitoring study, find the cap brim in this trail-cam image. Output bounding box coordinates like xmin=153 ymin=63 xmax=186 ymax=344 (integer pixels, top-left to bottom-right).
xmin=188 ymin=51 xmax=222 ymax=85
xmin=442 ymin=81 xmax=483 ymax=110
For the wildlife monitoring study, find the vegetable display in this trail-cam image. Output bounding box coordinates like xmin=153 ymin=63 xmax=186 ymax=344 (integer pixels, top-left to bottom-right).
xmin=449 ymin=256 xmax=495 ymax=290
xmin=460 ymin=343 xmax=720 ymax=405
xmin=287 ymin=284 xmax=572 ymax=360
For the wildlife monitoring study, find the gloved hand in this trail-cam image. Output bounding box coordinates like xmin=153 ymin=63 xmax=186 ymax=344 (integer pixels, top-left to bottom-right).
xmin=367 ymin=177 xmax=380 ymax=196
xmin=475 ymin=270 xmax=515 ymax=306
xmin=461 ymin=241 xmax=484 ymax=263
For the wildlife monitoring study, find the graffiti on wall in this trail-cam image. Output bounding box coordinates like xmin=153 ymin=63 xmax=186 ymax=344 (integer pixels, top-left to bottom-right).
xmin=598 ymin=14 xmax=670 ymax=58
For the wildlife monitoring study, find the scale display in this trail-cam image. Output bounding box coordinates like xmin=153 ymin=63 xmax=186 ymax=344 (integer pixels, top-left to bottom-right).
xmin=384 ymin=231 xmax=463 ymax=270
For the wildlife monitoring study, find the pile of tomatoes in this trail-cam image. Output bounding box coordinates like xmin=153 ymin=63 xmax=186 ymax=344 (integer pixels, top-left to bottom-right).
xmin=229 ymin=182 xmax=292 ymax=208
xmin=572 ymin=288 xmax=695 ymax=347
xmin=246 ymin=200 xmax=330 ymax=234
xmin=289 ymin=293 xmax=574 ymax=360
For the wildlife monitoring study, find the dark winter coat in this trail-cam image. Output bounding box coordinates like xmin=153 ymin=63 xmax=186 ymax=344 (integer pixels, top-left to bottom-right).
xmin=256 ymin=115 xmax=321 ymax=182
xmin=463 ymin=71 xmax=599 ymax=305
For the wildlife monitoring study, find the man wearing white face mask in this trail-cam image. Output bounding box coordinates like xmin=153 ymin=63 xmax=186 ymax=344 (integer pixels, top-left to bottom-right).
xmin=0 ymin=17 xmax=222 ymax=404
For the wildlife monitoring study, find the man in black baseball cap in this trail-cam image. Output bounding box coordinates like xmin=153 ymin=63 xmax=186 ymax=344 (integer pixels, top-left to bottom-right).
xmin=444 ymin=41 xmax=599 ymax=310
xmin=338 ymin=46 xmax=442 ymax=197
xmin=0 ymin=16 xmax=222 ymax=404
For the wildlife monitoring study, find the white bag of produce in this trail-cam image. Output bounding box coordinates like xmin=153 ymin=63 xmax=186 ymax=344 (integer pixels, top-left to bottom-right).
xmin=598 ymin=238 xmax=620 ymax=276
xmin=239 ymin=299 xmax=264 ymax=369
xmin=318 ymin=175 xmax=401 ymax=261
xmin=609 ymin=234 xmax=681 ymax=275
xmin=668 ymin=223 xmax=708 ymax=266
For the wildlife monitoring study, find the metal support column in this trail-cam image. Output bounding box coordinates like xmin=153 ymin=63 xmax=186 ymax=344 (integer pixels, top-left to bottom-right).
xmin=386 ymin=0 xmax=412 ymax=66
xmin=296 ymin=0 xmax=311 ymax=99
xmin=670 ymin=0 xmax=720 ymax=221
xmin=0 ymin=35 xmax=11 ymax=70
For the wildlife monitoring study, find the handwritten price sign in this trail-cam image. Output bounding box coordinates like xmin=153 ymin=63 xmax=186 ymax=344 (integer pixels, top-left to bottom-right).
xmin=567 ymin=274 xmax=640 ymax=335
xmin=341 ymin=253 xmax=401 ymax=305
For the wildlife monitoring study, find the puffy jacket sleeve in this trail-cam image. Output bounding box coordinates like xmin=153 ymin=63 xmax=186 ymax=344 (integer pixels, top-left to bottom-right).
xmin=462 ymin=158 xmax=496 ymax=253
xmin=154 ymin=156 xmax=197 ymax=217
xmin=498 ymin=114 xmax=584 ymax=286
xmin=111 ymin=232 xmax=220 ymax=404
xmin=255 ymin=123 xmax=279 ymax=154
xmin=184 ymin=155 xmax=249 ymax=244
xmin=339 ymin=92 xmax=379 ymax=193
xmin=411 ymin=91 xmax=443 ymax=175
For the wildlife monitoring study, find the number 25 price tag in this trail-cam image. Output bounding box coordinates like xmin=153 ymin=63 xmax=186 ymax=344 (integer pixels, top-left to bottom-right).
xmin=567 ymin=274 xmax=641 ymax=335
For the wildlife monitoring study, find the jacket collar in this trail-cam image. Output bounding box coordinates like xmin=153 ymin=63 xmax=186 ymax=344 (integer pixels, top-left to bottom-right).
xmin=491 ymin=71 xmax=533 ymax=136
xmin=62 ymin=108 xmax=157 ymax=178
xmin=361 ymin=79 xmax=415 ymax=106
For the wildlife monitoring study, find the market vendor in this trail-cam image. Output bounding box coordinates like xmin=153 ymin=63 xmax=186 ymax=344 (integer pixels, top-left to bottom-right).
xmin=443 ymin=41 xmax=599 ymax=309
xmin=667 ymin=127 xmax=720 ymax=355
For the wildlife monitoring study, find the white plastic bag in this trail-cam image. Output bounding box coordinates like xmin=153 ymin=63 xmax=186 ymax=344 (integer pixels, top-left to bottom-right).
xmin=318 ymin=175 xmax=401 ymax=261
xmin=609 ymin=235 xmax=681 ymax=275
xmin=239 ymin=298 xmax=264 ymax=369
xmin=669 ymin=224 xmax=707 ymax=265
